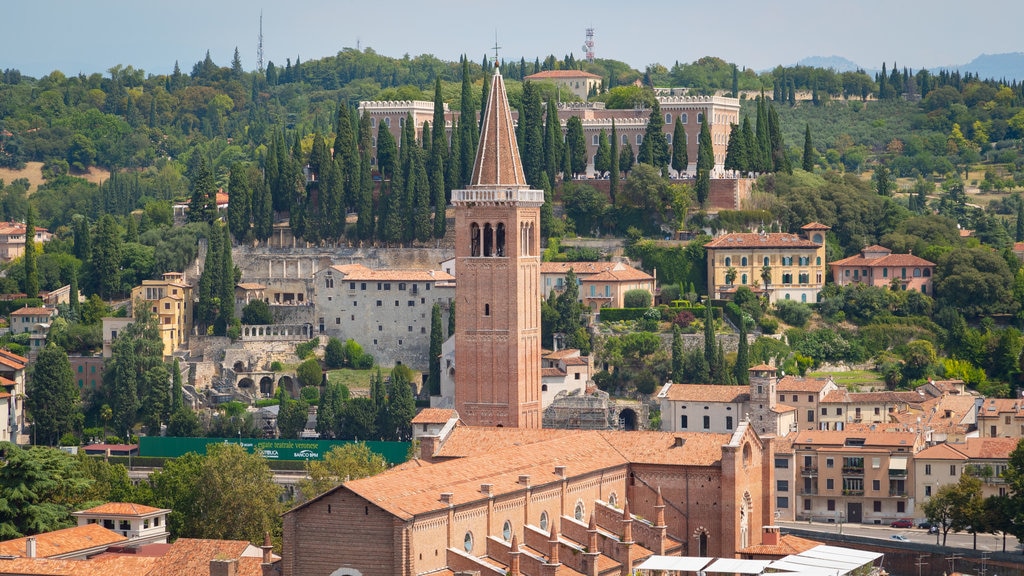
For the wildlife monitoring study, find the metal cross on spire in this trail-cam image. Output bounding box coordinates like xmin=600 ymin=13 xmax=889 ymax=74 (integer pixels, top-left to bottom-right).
xmin=491 ymin=32 xmax=501 ymax=66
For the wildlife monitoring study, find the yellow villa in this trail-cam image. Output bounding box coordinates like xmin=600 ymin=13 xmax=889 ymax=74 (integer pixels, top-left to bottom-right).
xmin=705 ymin=223 xmax=829 ymax=304
xmin=130 ymin=272 xmax=193 ymax=358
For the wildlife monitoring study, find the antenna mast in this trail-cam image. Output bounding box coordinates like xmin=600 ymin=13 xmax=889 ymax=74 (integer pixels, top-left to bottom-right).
xmin=582 ymin=27 xmax=595 ymax=63
xmin=257 ymin=11 xmax=265 ymax=73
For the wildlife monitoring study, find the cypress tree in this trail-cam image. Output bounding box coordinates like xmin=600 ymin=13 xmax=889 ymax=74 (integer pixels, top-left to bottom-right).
xmin=671 ymin=117 xmax=688 ymax=177
xmin=565 ymin=116 xmax=587 ymax=178
xmin=703 ymin=302 xmax=715 ymax=382
xmin=619 ymin=143 xmax=634 ymax=176
xmin=1016 ymin=203 xmax=1024 ymax=242
xmin=92 ymin=214 xmax=122 ymax=300
xmin=734 ymin=318 xmax=749 ymax=385
xmin=767 ymin=103 xmax=790 ymax=173
xmin=447 ymin=118 xmax=462 ymax=191
xmin=430 ymin=77 xmax=448 ymax=175
xmin=802 ymin=124 xmax=815 ymax=172
xmin=227 ymin=163 xmax=252 ymax=243
xmin=171 ymin=357 xmax=183 ymax=412
xmin=723 ymin=123 xmax=743 ymax=176
xmin=459 ymin=57 xmax=478 ymax=186
xmin=740 ymin=116 xmax=756 ymax=175
xmin=543 ymin=99 xmax=561 ymax=181
xmin=519 ymin=82 xmax=545 ymax=188
xmin=731 ymin=64 xmax=739 ymax=98
xmin=356 ymin=113 xmax=376 ymax=242
xmin=671 ymin=324 xmax=683 ymax=383
xmin=219 ymin=224 xmax=235 ymax=330
xmin=755 ymin=94 xmax=771 ymax=173
xmin=376 ymin=122 xmax=397 ymax=180
xmin=421 ymin=121 xmax=431 ymax=152
xmin=251 ymin=165 xmax=273 ymax=244
xmin=594 ymin=129 xmax=611 ymax=177
xmin=448 ymin=300 xmax=456 ymax=338
xmin=412 ymin=148 xmax=432 ymax=242
xmin=333 ymin=105 xmax=357 ymax=211
xmin=23 ymin=206 xmax=38 ymax=299
xmin=432 ymin=155 xmax=446 ymax=239
xmin=638 ymin=101 xmax=668 ymax=169
xmin=697 ymin=113 xmax=713 ymax=172
xmin=609 ymin=120 xmax=620 ymax=204
xmin=264 ymin=133 xmax=282 ymax=213
xmin=187 ymin=157 xmax=216 ymax=224
xmin=68 ymin=266 xmax=79 ymax=315
xmin=479 ymin=69 xmax=491 ymax=134
xmin=428 ymin=303 xmax=442 ymax=395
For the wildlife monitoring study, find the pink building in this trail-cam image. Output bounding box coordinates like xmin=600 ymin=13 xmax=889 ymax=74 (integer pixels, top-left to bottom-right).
xmin=829 ymin=245 xmax=935 ymax=294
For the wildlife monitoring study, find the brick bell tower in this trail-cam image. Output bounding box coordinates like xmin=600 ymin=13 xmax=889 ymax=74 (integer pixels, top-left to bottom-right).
xmin=452 ymin=64 xmax=543 ymax=428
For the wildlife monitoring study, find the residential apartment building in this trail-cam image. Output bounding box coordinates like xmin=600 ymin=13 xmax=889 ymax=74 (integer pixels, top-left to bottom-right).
xmin=817 ymin=390 xmax=930 ymax=431
xmin=540 ymin=348 xmax=590 ymax=407
xmin=705 ymin=223 xmax=829 ymax=304
xmin=69 ymin=355 xmax=105 ymax=396
xmin=0 ymin=221 xmax=51 ymax=262
xmin=776 ymin=374 xmax=840 ymax=431
xmin=658 ymin=366 xmax=799 ymax=437
xmin=790 ymin=431 xmax=923 ymax=525
xmin=976 ymin=397 xmax=1024 ymax=438
xmin=129 ymin=272 xmax=194 ymax=358
xmin=8 ymin=306 xmax=57 ymax=358
xmin=830 ymin=245 xmax=935 ymax=294
xmin=0 ymin=349 xmax=27 ymax=444
xmin=524 ymin=69 xmax=602 ymax=100
xmin=540 ymin=261 xmax=655 ymax=311
xmin=913 ymin=438 xmax=1019 ymax=518
xmin=313 ymin=263 xmax=454 ymax=371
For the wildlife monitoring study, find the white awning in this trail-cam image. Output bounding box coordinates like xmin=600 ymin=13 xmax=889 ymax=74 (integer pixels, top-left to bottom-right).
xmin=636 ymin=556 xmax=714 ymax=572
xmin=703 ymin=558 xmax=772 ymax=574
xmin=889 ymin=456 xmax=908 ymax=470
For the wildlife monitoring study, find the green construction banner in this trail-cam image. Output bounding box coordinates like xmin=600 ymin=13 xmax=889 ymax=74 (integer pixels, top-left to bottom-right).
xmin=139 ymin=436 xmax=410 ymax=465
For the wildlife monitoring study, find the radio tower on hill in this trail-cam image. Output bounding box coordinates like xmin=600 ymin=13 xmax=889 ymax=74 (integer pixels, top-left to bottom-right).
xmin=257 ymin=12 xmax=265 ymax=73
xmin=582 ymin=27 xmax=595 ymax=62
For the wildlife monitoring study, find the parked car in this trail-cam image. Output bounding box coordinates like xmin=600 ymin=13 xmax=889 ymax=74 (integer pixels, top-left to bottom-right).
xmin=917 ymin=521 xmax=933 ymax=529
xmin=890 ymin=534 xmax=910 ymax=542
xmin=890 ymin=518 xmax=914 ymax=528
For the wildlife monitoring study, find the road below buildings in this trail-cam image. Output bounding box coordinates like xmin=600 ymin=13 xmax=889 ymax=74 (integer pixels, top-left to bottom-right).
xmin=777 ymin=520 xmax=1023 ymax=554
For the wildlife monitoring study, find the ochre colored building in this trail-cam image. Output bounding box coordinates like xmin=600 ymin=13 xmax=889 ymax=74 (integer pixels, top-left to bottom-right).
xmin=452 ymin=66 xmax=544 ymax=428
xmin=130 ymin=272 xmax=193 ymax=358
xmin=705 ymin=223 xmax=829 ymax=304
xmin=282 ymin=421 xmax=772 ymax=576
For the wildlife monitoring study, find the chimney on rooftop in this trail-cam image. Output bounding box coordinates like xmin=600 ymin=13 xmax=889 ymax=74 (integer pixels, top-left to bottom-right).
xmin=673 ymin=437 xmax=685 ymax=447
xmin=554 ymin=465 xmax=566 ymax=478
xmin=480 ymin=484 xmax=493 ymax=496
xmin=25 ymin=537 xmax=36 ymax=559
xmin=440 ymin=492 xmax=454 ymax=504
xmin=210 ymin=558 xmax=238 ymax=576
xmin=261 ymin=531 xmax=274 ymax=565
xmin=762 ymin=525 xmax=781 ymax=546
xmin=518 ymin=475 xmax=531 ymax=486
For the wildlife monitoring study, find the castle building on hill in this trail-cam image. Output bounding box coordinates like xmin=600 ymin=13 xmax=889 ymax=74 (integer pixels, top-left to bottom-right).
xmin=451 ymin=65 xmax=544 ymax=428
xmin=359 ymin=94 xmax=740 ymax=177
xmin=281 ymin=417 xmax=773 ymax=576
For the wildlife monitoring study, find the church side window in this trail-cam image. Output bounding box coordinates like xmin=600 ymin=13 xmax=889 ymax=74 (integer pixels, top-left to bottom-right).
xmin=483 ymin=224 xmax=493 ymax=257
xmin=470 ymin=223 xmax=481 ymax=256
xmin=495 ymin=223 xmax=505 ymax=256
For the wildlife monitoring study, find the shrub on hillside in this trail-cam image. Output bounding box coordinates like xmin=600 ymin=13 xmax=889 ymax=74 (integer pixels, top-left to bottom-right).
xmin=774 ymin=300 xmax=812 ymax=327
xmin=623 ymin=289 xmax=653 ymax=308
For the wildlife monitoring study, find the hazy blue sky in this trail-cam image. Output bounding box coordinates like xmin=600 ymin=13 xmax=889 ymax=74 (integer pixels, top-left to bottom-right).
xmin=4 ymin=0 xmax=1022 ymax=78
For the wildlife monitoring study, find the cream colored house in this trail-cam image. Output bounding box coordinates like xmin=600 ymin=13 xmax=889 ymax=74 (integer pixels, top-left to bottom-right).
xmin=705 ymin=223 xmax=829 ymax=304
xmin=540 ymin=261 xmax=655 ymax=311
xmin=129 ymin=272 xmax=194 ymax=358
xmin=976 ymin=397 xmax=1024 ymax=438
xmin=913 ymin=438 xmax=1018 ymax=519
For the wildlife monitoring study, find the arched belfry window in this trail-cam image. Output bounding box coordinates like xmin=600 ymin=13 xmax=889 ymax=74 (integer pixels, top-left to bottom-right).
xmin=483 ymin=224 xmax=494 ymax=257
xmin=496 ymin=223 xmax=506 ymax=256
xmin=471 ymin=223 xmax=481 ymax=257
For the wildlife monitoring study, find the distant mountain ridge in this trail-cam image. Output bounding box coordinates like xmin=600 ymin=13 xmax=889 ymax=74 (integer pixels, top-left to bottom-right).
xmin=790 ymin=53 xmax=1024 ymax=82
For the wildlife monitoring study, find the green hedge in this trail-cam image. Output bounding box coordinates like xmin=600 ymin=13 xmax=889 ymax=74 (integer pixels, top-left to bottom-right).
xmin=602 ymin=305 xmax=714 ymax=323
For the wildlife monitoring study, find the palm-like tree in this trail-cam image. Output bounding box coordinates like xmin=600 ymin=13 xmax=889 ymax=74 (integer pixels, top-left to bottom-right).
xmin=725 ymin=267 xmax=738 ymax=286
xmin=760 ymin=265 xmax=772 ymax=288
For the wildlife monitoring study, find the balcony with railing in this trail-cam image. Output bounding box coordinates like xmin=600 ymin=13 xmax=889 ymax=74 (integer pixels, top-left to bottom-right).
xmin=801 ymin=467 xmax=818 ymax=477
xmin=888 ymin=469 xmax=908 ymax=479
xmin=889 ymin=490 xmax=908 ymax=497
xmin=842 ymin=489 xmax=864 ymax=496
xmin=841 ymin=466 xmax=864 ymax=476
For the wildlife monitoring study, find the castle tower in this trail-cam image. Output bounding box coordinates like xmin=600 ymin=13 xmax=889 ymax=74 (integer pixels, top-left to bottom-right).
xmin=452 ymin=65 xmax=544 ymax=428
xmin=748 ymin=363 xmax=779 ymax=435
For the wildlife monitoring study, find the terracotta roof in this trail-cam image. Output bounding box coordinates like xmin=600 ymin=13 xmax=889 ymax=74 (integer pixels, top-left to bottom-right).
xmin=10 ymin=307 xmax=54 ymax=316
xmin=0 ymin=391 xmax=9 ymax=399
xmin=586 ymin=267 xmax=654 ymax=282
xmin=525 ymin=70 xmax=603 ymax=80
xmin=792 ymin=430 xmax=919 ymax=448
xmin=978 ymin=398 xmax=1024 ymax=415
xmin=411 ymin=408 xmax=457 ymax=425
xmin=1014 ymin=241 xmax=1024 ymax=253
xmin=145 ymin=539 xmax=257 ymax=576
xmin=861 ymin=245 xmax=891 ymax=254
xmin=821 ymin=390 xmax=925 ymax=405
xmin=773 ymin=432 xmax=797 ymax=454
xmin=777 ymin=376 xmax=832 ymax=393
xmin=311 ymin=428 xmax=739 ymax=520
xmin=539 ymin=261 xmax=619 ymax=275
xmin=542 ymin=367 xmax=566 ymax=377
xmin=749 ymin=364 xmax=776 ymax=371
xmin=0 ymin=555 xmax=158 ymax=575
xmin=0 ymin=524 xmax=126 ymax=558
xmin=470 ymin=67 xmax=529 ymax=188
xmin=544 ymin=349 xmax=582 ymax=360
xmin=738 ymin=533 xmax=822 ymax=557
xmin=772 ymin=404 xmax=797 ymax=413
xmin=432 ymin=426 xmax=577 ymax=458
xmin=915 ymin=443 xmax=968 ymax=461
xmin=328 ymin=263 xmax=454 ymax=283
xmin=215 ymin=191 xmax=229 ymax=205
xmin=830 ymin=252 xmax=934 ymax=268
xmin=0 ymin=349 xmax=27 ymax=370
xmin=75 ymin=503 xmax=165 ymax=516
xmin=235 ymin=283 xmax=265 ymax=290
xmin=562 ymin=357 xmax=588 ymax=366
xmin=660 ymin=383 xmax=748 ymax=403
xmin=959 ymin=437 xmax=1021 ymax=460
xmin=800 ymin=222 xmax=831 ymax=230
xmin=705 ymin=232 xmax=821 ymax=249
